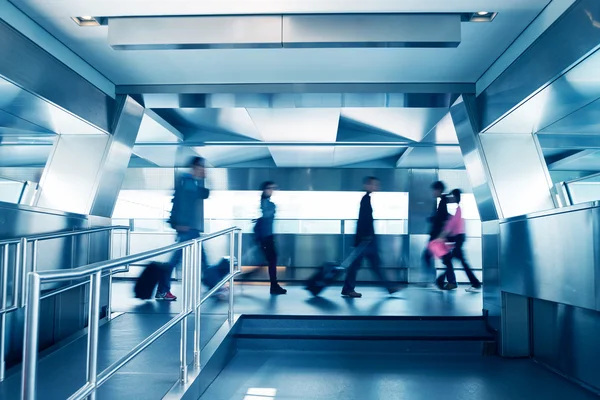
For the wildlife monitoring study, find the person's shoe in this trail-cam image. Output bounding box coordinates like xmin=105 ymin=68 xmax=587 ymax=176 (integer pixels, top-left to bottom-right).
xmin=435 ymin=279 xmax=445 ymax=290
xmin=341 ymin=290 xmax=362 ymax=298
xmin=155 ymin=292 xmax=177 ymax=301
xmin=443 ymin=283 xmax=458 ymax=290
xmin=465 ymin=285 xmax=481 ymax=293
xmin=388 ymin=286 xmax=401 ymax=295
xmin=270 ymin=284 xmax=287 ymax=295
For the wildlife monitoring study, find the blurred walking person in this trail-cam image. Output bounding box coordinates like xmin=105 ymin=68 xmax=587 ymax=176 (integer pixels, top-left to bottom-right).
xmin=254 ymin=181 xmax=287 ymax=295
xmin=423 ymin=181 xmax=449 ymax=285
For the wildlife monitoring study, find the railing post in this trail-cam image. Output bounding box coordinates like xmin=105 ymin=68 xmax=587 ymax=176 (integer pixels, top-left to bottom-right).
xmin=179 ymin=246 xmax=191 ymax=383
xmin=18 ymin=238 xmax=27 ymax=308
xmin=106 ymin=231 xmax=113 ymax=321
xmin=237 ymin=229 xmax=242 ymax=274
xmin=21 ymin=272 xmax=41 ymax=400
xmin=86 ymin=272 xmax=102 ymax=400
xmin=228 ymin=231 xmax=235 ymax=324
xmin=193 ymin=241 xmax=202 ymax=368
xmin=0 ymin=244 xmax=9 ymax=382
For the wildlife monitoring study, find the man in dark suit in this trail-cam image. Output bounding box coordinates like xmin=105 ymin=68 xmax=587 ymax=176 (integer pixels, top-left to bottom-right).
xmin=422 ymin=180 xmax=450 ymax=284
xmin=341 ymin=176 xmax=400 ymax=298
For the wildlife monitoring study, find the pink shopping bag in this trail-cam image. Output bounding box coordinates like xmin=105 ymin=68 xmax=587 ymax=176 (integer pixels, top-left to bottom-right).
xmin=428 ymin=239 xmax=451 ymax=259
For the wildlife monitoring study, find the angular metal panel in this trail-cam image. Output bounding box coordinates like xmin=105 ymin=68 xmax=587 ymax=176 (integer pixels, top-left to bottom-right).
xmin=135 ymin=109 xmax=182 ymax=143
xmin=132 ymin=146 xmax=200 ymax=168
xmin=194 ymin=146 xmax=272 ymax=168
xmin=282 ymin=14 xmax=461 ymax=48
xmin=449 ymin=95 xmax=498 ymax=221
xmin=332 ymin=147 xmax=402 ymax=167
xmin=35 ymin=134 xmax=110 ymax=214
xmin=340 ymin=108 xmax=448 ymax=142
xmin=478 ymin=0 xmax=600 ymax=132
xmin=109 ymin=16 xmax=282 ymax=50
xmin=0 ymin=145 xmax=52 ymax=167
xmin=540 ymin=93 xmax=600 ymax=134
xmin=0 ymin=20 xmax=115 ymax=133
xmin=396 ymin=147 xmax=464 ymax=169
xmin=90 ymin=96 xmax=144 ymax=217
xmin=480 ymin=134 xmax=555 ymax=218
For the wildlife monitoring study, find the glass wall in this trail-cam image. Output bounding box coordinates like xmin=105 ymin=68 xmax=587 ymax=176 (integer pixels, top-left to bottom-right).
xmin=113 ymin=189 xmax=409 ymax=234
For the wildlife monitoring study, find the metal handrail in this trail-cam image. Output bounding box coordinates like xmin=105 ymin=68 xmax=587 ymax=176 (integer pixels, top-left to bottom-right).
xmin=21 ymin=226 xmax=243 ymax=400
xmin=0 ymin=226 xmax=131 ymax=382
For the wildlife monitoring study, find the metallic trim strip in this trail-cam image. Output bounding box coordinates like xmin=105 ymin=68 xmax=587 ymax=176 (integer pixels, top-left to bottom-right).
xmin=117 ymin=83 xmax=475 ymax=95
xmin=133 ymin=141 xmax=459 ymax=147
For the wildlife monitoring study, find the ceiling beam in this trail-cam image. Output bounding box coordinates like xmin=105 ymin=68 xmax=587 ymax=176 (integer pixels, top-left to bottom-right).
xmin=547 ymin=149 xmax=598 ymax=169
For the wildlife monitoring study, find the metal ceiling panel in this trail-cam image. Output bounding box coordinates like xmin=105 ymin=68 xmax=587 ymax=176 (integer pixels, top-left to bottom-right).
xmin=421 ymin=112 xmax=459 ymax=144
xmin=155 ymin=108 xmax=262 ymax=140
xmin=109 ymin=16 xmax=282 ymax=50
xmin=132 ymin=146 xmax=200 ymax=168
xmin=267 ymin=146 xmax=335 ymax=167
xmin=282 ymin=14 xmax=460 ymax=48
xmin=547 ymin=151 xmax=600 ymax=171
xmin=332 ymin=147 xmax=403 ymax=167
xmin=135 ymin=110 xmax=182 ymax=143
xmin=340 ymin=108 xmax=448 ymax=142
xmin=396 ymin=147 xmax=464 ymax=169
xmin=247 ymin=109 xmax=340 ymax=142
xmin=193 ymin=146 xmax=272 ymax=167
xmin=537 ymin=133 xmax=600 ymax=150
xmin=138 ymin=93 xmax=458 ymax=109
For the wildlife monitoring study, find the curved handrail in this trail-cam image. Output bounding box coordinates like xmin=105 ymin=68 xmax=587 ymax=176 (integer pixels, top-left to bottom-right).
xmin=0 ymin=226 xmax=129 ymax=246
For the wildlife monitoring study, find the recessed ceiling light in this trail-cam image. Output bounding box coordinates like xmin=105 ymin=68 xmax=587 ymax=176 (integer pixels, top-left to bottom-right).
xmin=72 ymin=16 xmax=100 ymax=26
xmin=470 ymin=12 xmax=497 ymax=22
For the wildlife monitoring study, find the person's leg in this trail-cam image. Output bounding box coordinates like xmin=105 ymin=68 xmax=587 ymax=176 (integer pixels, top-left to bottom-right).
xmin=441 ymin=251 xmax=457 ymax=289
xmin=342 ymin=254 xmax=363 ymax=296
xmin=262 ymin=236 xmax=286 ymax=294
xmin=158 ymin=230 xmax=198 ymax=296
xmin=453 ymin=235 xmax=481 ymax=288
xmin=365 ymin=242 xmax=399 ymax=294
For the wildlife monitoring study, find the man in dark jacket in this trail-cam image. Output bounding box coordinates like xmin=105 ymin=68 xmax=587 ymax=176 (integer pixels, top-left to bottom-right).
xmin=422 ymin=181 xmax=449 ymax=284
xmin=341 ymin=177 xmax=400 ymax=298
xmin=157 ymin=157 xmax=209 ymax=301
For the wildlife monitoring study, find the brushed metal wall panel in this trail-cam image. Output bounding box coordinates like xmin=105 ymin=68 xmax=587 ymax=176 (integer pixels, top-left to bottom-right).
xmin=532 ymin=299 xmax=600 ymax=392
xmin=500 ymin=206 xmax=596 ymax=311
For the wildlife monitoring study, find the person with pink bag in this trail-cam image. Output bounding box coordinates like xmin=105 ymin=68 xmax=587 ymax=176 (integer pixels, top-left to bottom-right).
xmin=434 ymin=189 xmax=481 ymax=292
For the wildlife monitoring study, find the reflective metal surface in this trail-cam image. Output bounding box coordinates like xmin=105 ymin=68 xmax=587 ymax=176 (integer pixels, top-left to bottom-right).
xmin=499 ymin=204 xmax=598 ymax=311
xmin=481 ymin=220 xmax=500 ymax=330
xmin=134 ymin=92 xmax=460 ymax=109
xmin=109 ymin=15 xmax=460 ymax=50
xmin=532 ymin=299 xmax=600 ymax=392
xmin=407 ymin=170 xmax=437 ymax=235
xmin=135 ymin=110 xmax=182 ymax=143
xmin=282 ymin=14 xmax=461 ymax=48
xmin=449 ymin=95 xmax=498 ymax=221
xmin=90 ymin=96 xmax=144 ymax=217
xmin=479 ymin=134 xmax=555 ymax=218
xmin=0 ymin=145 xmax=51 ymax=168
xmin=477 ymin=0 xmax=600 ymax=132
xmin=35 ymin=97 xmax=143 ymax=217
xmin=0 ymin=21 xmax=115 ymax=134
xmin=109 ymin=16 xmax=282 ymax=50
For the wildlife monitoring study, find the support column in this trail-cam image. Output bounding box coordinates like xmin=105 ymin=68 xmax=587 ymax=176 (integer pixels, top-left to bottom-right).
xmin=35 ymin=96 xmax=143 ymax=217
xmin=449 ymin=94 xmax=557 ymax=357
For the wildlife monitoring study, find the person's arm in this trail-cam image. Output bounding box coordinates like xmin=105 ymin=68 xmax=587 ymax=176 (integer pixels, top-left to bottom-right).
xmin=199 ymin=187 xmax=210 ymax=199
xmin=439 ymin=206 xmax=461 ymax=239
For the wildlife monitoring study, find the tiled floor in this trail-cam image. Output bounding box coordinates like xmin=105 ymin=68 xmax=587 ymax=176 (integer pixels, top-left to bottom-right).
xmin=111 ymin=281 xmax=484 ymax=317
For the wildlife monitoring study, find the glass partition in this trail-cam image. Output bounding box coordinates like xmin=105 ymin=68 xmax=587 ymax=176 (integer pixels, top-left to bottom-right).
xmin=0 ymin=176 xmax=27 ymax=204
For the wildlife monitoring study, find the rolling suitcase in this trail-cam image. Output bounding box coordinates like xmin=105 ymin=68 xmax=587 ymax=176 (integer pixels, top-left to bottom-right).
xmin=134 ymin=262 xmax=163 ymax=299
xmin=305 ymin=240 xmax=370 ymax=296
xmin=203 ymin=257 xmax=237 ymax=289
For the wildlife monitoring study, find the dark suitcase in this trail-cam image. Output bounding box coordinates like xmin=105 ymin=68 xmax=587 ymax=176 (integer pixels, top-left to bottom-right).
xmin=305 ymin=241 xmax=370 ymax=296
xmin=203 ymin=257 xmax=237 ymax=289
xmin=134 ymin=262 xmax=163 ymax=299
